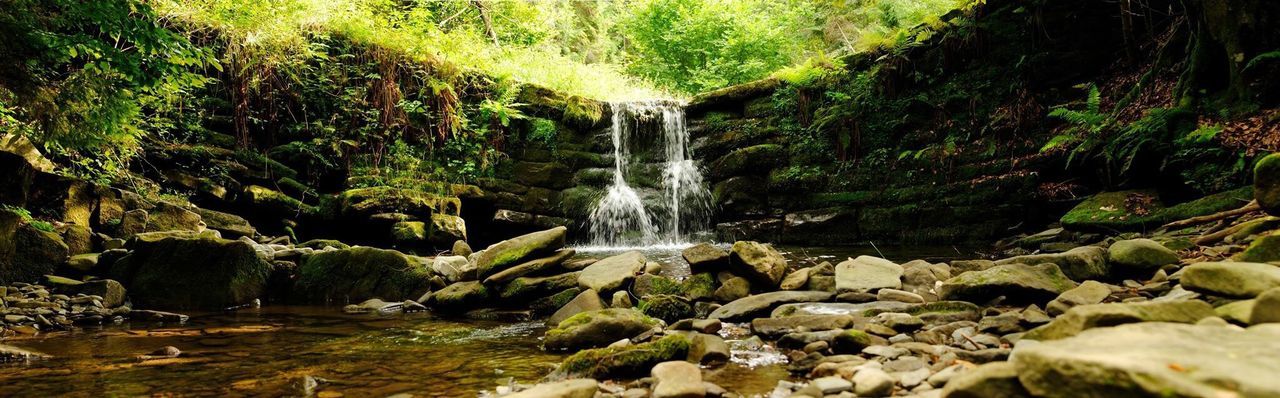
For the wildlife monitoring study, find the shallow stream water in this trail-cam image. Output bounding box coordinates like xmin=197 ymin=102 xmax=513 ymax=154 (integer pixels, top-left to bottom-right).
xmin=0 ymin=245 xmax=973 ymax=397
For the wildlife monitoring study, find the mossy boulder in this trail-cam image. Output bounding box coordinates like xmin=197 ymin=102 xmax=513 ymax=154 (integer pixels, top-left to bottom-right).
xmin=0 ymin=209 xmax=69 ymax=284
xmin=1235 ymin=233 xmax=1280 ymax=263
xmin=707 ymin=144 xmax=786 ymax=180
xmin=244 ymin=185 xmax=313 ymax=216
xmin=1108 ymin=238 xmax=1180 ymax=269
xmin=474 ymin=226 xmax=568 ymax=279
xmin=109 ymin=235 xmax=270 ymax=310
xmin=431 ymin=281 xmax=491 ymax=311
xmin=1257 ymin=153 xmax=1280 ymax=216
xmin=486 ymin=249 xmax=575 ymax=285
xmin=543 ymin=308 xmax=660 ymax=351
xmin=709 ymin=290 xmax=834 ymax=321
xmin=638 ymin=294 xmax=693 ymax=323
xmin=729 ymin=241 xmax=788 ymax=287
xmin=551 ymin=334 xmax=690 ymax=379
xmin=513 ymin=161 xmax=574 ymax=189
xmin=142 ymin=201 xmax=205 ymax=233
xmin=1023 ymin=300 xmax=1215 ymax=340
xmin=498 ymin=271 xmax=581 ymax=301
xmin=995 ymin=246 xmax=1109 ymax=281
xmin=294 ymin=247 xmax=433 ymax=303
xmin=1061 ymin=189 xmax=1254 ymax=232
xmin=939 ymin=263 xmax=1077 ymax=304
xmin=1181 ymin=262 xmax=1280 ymax=298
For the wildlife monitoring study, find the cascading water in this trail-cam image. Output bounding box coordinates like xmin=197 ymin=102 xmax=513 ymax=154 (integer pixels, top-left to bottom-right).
xmin=586 ymin=101 xmax=712 ymax=248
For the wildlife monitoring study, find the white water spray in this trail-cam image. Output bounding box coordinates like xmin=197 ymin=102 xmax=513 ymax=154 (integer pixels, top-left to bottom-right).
xmin=586 ymin=101 xmax=712 ymax=248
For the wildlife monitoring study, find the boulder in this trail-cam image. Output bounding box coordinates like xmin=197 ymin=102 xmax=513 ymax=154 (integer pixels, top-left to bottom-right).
xmin=1014 ymin=323 xmax=1280 ymax=397
xmin=141 ymin=201 xmax=205 ymax=234
xmin=1251 ymin=287 xmax=1280 ymax=324
xmin=452 ymin=240 xmax=473 ymax=257
xmin=682 ymin=243 xmax=729 ymax=272
xmin=651 ymin=361 xmax=705 ymax=398
xmin=507 ymin=379 xmax=599 ymax=398
xmin=939 ymin=263 xmax=1076 ymax=304
xmin=109 ymin=235 xmax=270 ymax=310
xmin=1257 ymin=153 xmax=1280 ymax=216
xmin=940 ymin=361 xmax=1029 ymax=398
xmin=548 ymin=289 xmax=606 ymax=326
xmin=431 ymin=255 xmax=472 ymax=282
xmin=293 ymin=247 xmax=433 ymax=303
xmin=1108 ymin=238 xmax=1179 ymax=269
xmin=578 ymin=251 xmax=646 ymax=293
xmin=638 ymin=294 xmax=693 ymax=323
xmin=0 ymin=210 xmax=69 ymax=284
xmin=68 ymin=279 xmax=127 ymax=307
xmin=835 ymin=256 xmax=903 ymax=292
xmin=1180 ymin=262 xmax=1280 ymax=298
xmin=474 ymin=227 xmax=567 ymax=279
xmin=712 ymin=276 xmax=750 ymax=302
xmin=1045 ymin=280 xmax=1111 ymax=316
xmin=485 ymin=249 xmax=575 ymax=284
xmin=543 ymin=308 xmax=659 ymax=351
xmin=708 ymin=291 xmax=834 ymax=321
xmin=191 ymin=207 xmax=256 ymax=239
xmin=431 ymin=281 xmax=490 ymax=310
xmin=729 ymin=241 xmax=788 ymax=287
xmin=994 ymin=246 xmax=1108 ymax=281
xmin=778 ymin=267 xmax=811 ymax=290
xmin=500 ymin=271 xmax=581 ymax=301
xmin=1024 ymin=300 xmax=1215 ymax=340
xmin=686 ymin=332 xmax=730 ymax=365
xmin=0 ymin=133 xmax=55 ymax=172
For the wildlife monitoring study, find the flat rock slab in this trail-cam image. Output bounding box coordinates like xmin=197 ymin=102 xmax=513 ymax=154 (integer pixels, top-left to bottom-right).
xmin=835 ymin=255 xmax=903 ymax=293
xmin=578 ymin=251 xmax=646 ymax=293
xmin=770 ymin=301 xmax=915 ymax=318
xmin=1014 ymin=323 xmax=1280 ymax=398
xmin=750 ymin=314 xmax=856 ymax=338
xmin=1180 ymin=261 xmax=1280 ymax=298
xmin=1025 ymin=300 xmax=1215 ymax=340
xmin=995 ymin=246 xmax=1108 ymax=281
xmin=939 ymin=263 xmax=1076 ymax=304
xmin=709 ymin=291 xmax=834 ymax=321
xmin=507 ymin=378 xmax=598 ymax=398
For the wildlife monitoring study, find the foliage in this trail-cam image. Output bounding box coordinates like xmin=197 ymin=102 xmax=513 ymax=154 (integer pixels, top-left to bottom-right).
xmin=1 ymin=205 xmax=55 ymax=232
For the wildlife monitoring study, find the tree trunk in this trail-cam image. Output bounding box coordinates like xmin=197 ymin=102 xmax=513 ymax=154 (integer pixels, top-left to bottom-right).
xmin=471 ymin=0 xmax=499 ymax=47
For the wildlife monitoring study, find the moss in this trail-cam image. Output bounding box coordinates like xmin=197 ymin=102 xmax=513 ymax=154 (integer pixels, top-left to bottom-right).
xmin=554 ymin=334 xmax=690 ymax=379
xmin=1235 ymin=233 xmax=1280 ymax=263
xmin=832 ymin=329 xmax=872 ymax=353
xmin=1061 ymin=188 xmax=1253 ymax=231
xmin=392 ymin=221 xmax=427 ymax=242
xmin=294 ymin=247 xmax=433 ymax=302
xmin=681 ymin=273 xmax=717 ymax=300
xmin=334 ymin=186 xmax=461 ymax=218
xmin=637 ymin=294 xmax=693 ymax=323
xmin=245 ymin=185 xmax=314 ymax=215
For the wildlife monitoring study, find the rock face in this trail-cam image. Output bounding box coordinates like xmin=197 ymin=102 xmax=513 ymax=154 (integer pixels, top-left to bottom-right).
xmin=729 ymin=241 xmax=788 ymax=287
xmin=1108 ymin=238 xmax=1179 ymax=269
xmin=1257 ymin=153 xmax=1280 ymax=216
xmin=578 ymin=251 xmax=646 ymax=293
xmin=1014 ymin=323 xmax=1280 ymax=397
xmin=1180 ymin=262 xmax=1280 ymax=298
xmin=994 ymin=246 xmax=1108 ymax=281
xmin=939 ymin=263 xmax=1076 ymax=304
xmin=543 ymin=308 xmax=659 ymax=351
xmin=109 ymin=235 xmax=270 ymax=310
xmin=294 ymin=247 xmax=433 ymax=303
xmin=1024 ymin=300 xmax=1216 ymax=340
xmin=0 ymin=210 xmax=69 ymax=284
xmin=834 ymin=256 xmax=903 ymax=293
xmin=473 ymin=226 xmax=567 ymax=279
xmin=708 ymin=291 xmax=834 ymax=321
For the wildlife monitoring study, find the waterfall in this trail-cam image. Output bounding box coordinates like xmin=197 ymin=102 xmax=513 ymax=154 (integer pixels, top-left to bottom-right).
xmin=586 ymin=101 xmax=712 ymax=247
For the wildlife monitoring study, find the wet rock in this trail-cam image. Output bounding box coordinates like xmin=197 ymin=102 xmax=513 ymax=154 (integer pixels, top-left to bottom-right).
xmin=544 ymin=308 xmax=659 ymax=351
xmin=835 ymin=256 xmax=903 ymax=293
xmin=779 ymin=268 xmax=811 ymax=290
xmin=137 ymin=346 xmax=181 ymax=361
xmin=994 ymin=246 xmax=1108 ymax=281
xmin=110 ymin=235 xmax=269 ymax=310
xmin=552 ymin=334 xmax=689 ymax=379
xmin=1014 ymin=323 xmax=1280 ymax=397
xmin=549 ymin=289 xmax=606 ymax=326
xmin=0 ymin=344 xmax=48 ymax=363
xmin=294 ymin=247 xmax=432 ymax=303
xmin=342 ymin=298 xmax=403 ymax=314
xmin=473 ymin=226 xmax=567 ymax=279
xmin=1180 ymin=262 xmax=1280 ymax=298
xmin=938 ymin=263 xmax=1076 ymax=304
xmin=1045 ymin=280 xmax=1111 ymax=316
xmin=832 ymin=330 xmax=874 ymax=353
xmin=66 ymin=279 xmax=126 ymax=307
xmin=940 ymin=361 xmax=1028 ymax=398
xmin=639 ymin=294 xmax=693 ymax=323
xmin=1024 ymin=300 xmax=1215 ymax=340
xmin=129 ymin=310 xmax=189 ymax=323
xmin=484 ymin=249 xmax=575 ymax=284
xmin=651 ymin=360 xmax=705 ymax=398
xmin=578 ymin=251 xmax=646 ymax=293
xmin=507 ymin=378 xmax=599 ymax=398
xmin=1108 ymin=238 xmax=1179 ymax=270
xmin=708 ymin=291 xmax=834 ymax=321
